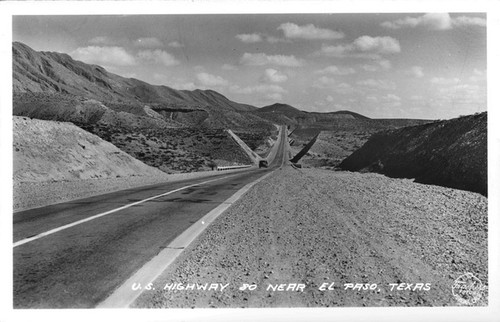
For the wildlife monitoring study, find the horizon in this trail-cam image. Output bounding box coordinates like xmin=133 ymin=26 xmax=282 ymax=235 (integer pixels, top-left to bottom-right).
xmin=13 ymin=13 xmax=486 ymax=119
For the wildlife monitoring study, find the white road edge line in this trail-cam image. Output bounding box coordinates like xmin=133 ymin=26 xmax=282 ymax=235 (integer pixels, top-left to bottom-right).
xmin=97 ymin=170 xmax=274 ymax=308
xmin=13 ymin=173 xmax=242 ymax=248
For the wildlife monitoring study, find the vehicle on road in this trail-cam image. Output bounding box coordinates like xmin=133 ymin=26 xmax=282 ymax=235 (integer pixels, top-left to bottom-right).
xmin=259 ymin=160 xmax=268 ymax=168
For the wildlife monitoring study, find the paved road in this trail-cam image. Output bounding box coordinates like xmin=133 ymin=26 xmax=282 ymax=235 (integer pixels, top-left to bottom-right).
xmin=13 ymin=126 xmax=287 ymax=308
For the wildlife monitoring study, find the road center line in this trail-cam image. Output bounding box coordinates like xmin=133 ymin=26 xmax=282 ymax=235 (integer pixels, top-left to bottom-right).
xmin=13 ymin=173 xmax=242 ymax=248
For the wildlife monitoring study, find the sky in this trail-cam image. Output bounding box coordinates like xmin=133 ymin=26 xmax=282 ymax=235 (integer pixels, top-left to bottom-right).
xmin=13 ymin=13 xmax=486 ymax=119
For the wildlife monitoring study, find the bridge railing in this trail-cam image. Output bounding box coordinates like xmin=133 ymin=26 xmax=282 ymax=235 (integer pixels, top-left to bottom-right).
xmin=216 ymin=165 xmax=253 ymax=171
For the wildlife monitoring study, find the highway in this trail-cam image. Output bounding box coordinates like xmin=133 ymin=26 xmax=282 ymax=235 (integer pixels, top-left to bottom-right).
xmin=13 ymin=126 xmax=287 ymax=308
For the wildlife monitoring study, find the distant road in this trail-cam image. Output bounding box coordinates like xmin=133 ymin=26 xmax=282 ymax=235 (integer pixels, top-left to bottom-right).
xmin=13 ymin=126 xmax=287 ymax=308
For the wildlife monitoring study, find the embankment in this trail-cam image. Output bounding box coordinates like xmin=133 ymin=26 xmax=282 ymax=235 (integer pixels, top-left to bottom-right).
xmin=339 ymin=113 xmax=487 ymax=196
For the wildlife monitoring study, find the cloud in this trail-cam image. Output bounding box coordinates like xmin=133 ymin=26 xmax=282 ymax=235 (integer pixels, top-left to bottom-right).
xmin=315 ymin=65 xmax=356 ymax=75
xmin=453 ymin=16 xmax=486 ymax=28
xmin=406 ymin=66 xmax=424 ymax=78
xmin=71 ymin=46 xmax=136 ymax=66
xmin=381 ymin=94 xmax=402 ymax=107
xmin=240 ymin=53 xmax=304 ymax=67
xmin=326 ymin=95 xmax=334 ymax=102
xmin=360 ymin=59 xmax=392 ymax=71
xmin=230 ymin=84 xmax=286 ymax=95
xmin=316 ymin=44 xmax=352 ymax=57
xmin=383 ymin=94 xmax=401 ymax=101
xmin=168 ymin=41 xmax=184 ymax=48
xmin=335 ymin=83 xmax=354 ymax=94
xmin=88 ymin=36 xmax=114 ymax=45
xmin=357 ymin=79 xmax=396 ymax=90
xmin=236 ymin=33 xmax=263 ymax=43
xmin=438 ymin=83 xmax=484 ymax=105
xmin=353 ymin=36 xmax=401 ymax=54
xmin=316 ymin=36 xmax=400 ymax=58
xmin=196 ymin=72 xmax=229 ymax=87
xmin=430 ymin=77 xmax=460 ymax=85
xmin=266 ymin=92 xmax=284 ymax=101
xmin=134 ymin=37 xmax=164 ymax=48
xmin=469 ymin=69 xmax=486 ymax=82
xmin=312 ymin=76 xmax=336 ymax=89
xmin=278 ymin=23 xmax=344 ymax=40
xmin=381 ymin=13 xmax=485 ymax=30
xmin=137 ymin=49 xmax=179 ymax=66
xmin=221 ymin=63 xmax=238 ymax=70
xmin=266 ymin=36 xmax=289 ymax=43
xmin=262 ymin=68 xmax=288 ymax=83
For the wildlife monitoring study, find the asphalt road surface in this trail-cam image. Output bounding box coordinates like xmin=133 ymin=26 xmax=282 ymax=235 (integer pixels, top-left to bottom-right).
xmin=13 ymin=126 xmax=287 ymax=308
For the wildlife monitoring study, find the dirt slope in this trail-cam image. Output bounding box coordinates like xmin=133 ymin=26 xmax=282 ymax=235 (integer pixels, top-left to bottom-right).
xmin=13 ymin=116 xmax=165 ymax=182
xmin=134 ymin=167 xmax=487 ymax=307
xmin=339 ymin=112 xmax=487 ymax=196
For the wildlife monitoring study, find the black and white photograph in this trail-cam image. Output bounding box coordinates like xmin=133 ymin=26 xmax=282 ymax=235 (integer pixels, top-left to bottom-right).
xmin=1 ymin=1 xmax=499 ymax=321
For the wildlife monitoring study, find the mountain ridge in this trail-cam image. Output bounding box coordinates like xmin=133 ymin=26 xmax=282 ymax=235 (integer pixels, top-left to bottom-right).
xmin=13 ymin=41 xmax=374 ymax=126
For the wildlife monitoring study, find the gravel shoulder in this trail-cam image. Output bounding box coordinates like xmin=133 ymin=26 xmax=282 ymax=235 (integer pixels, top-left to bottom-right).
xmin=133 ymin=166 xmax=488 ymax=307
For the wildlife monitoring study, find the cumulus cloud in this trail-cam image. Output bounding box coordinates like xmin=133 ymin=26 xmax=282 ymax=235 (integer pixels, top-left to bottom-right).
xmin=381 ymin=13 xmax=485 ymax=30
xmin=72 ymin=46 xmax=136 ymax=66
xmin=316 ymin=36 xmax=400 ymax=59
xmin=406 ymin=66 xmax=424 ymax=78
xmin=236 ymin=33 xmax=263 ymax=43
xmin=278 ymin=23 xmax=344 ymax=40
xmin=357 ymin=79 xmax=396 ymax=90
xmin=240 ymin=53 xmax=304 ymax=67
xmin=168 ymin=41 xmax=184 ymax=48
xmin=315 ymin=65 xmax=356 ymax=75
xmin=134 ymin=37 xmax=164 ymax=48
xmin=196 ymin=72 xmax=229 ymax=87
xmin=262 ymin=68 xmax=288 ymax=83
xmin=137 ymin=49 xmax=179 ymax=66
xmin=353 ymin=36 xmax=401 ymax=54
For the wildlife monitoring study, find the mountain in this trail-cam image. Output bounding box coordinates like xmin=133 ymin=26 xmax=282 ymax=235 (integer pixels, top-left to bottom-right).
xmin=257 ymin=103 xmax=372 ymax=126
xmin=339 ymin=112 xmax=487 ymax=195
xmin=13 ymin=42 xmax=270 ymax=130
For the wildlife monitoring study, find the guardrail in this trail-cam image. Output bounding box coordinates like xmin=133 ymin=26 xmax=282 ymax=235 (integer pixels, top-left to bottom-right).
xmin=216 ymin=165 xmax=252 ymax=171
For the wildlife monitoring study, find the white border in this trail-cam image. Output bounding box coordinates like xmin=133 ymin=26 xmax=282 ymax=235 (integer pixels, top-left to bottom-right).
xmin=0 ymin=1 xmax=499 ymax=322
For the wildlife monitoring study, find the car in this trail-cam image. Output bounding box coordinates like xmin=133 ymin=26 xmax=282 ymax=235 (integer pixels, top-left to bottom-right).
xmin=259 ymin=160 xmax=268 ymax=168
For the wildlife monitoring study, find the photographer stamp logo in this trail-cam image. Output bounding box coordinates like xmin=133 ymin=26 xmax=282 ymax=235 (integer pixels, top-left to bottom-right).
xmin=452 ymin=273 xmax=486 ymax=305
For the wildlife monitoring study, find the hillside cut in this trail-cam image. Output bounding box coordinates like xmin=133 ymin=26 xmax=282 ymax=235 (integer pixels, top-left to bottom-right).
xmin=339 ymin=112 xmax=487 ymax=196
xmin=13 ymin=116 xmax=165 ymax=182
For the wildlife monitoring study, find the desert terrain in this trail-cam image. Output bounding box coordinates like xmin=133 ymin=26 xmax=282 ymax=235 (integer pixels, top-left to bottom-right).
xmin=12 ymin=41 xmax=488 ymax=309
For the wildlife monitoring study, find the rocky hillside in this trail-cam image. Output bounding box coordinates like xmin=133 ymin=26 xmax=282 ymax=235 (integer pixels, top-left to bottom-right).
xmin=339 ymin=112 xmax=487 ymax=196
xmin=13 ymin=116 xmax=165 ymax=182
xmin=13 ymin=42 xmax=272 ymax=130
